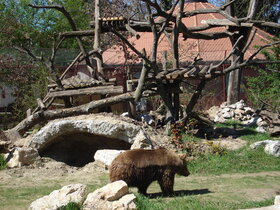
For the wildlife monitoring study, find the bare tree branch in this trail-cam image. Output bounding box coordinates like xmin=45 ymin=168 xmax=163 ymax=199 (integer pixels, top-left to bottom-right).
xmin=29 ymin=4 xmax=97 ymax=79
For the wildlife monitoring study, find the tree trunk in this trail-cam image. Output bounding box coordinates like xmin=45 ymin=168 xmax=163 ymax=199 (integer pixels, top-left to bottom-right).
xmin=185 ymin=79 xmax=206 ymax=115
xmin=4 ymin=92 xmax=135 ymax=141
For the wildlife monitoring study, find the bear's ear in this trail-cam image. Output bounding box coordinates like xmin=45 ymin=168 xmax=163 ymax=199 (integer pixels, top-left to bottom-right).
xmin=178 ymin=154 xmax=187 ymax=160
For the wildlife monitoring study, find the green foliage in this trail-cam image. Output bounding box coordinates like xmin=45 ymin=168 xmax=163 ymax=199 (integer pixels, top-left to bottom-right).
xmin=246 ymin=68 xmax=280 ymax=112
xmin=12 ymin=64 xmax=50 ymax=120
xmin=0 ymin=0 xmax=91 ymax=49
xmin=58 ymin=202 xmax=81 ymax=210
xmin=0 ymin=154 xmax=7 ymax=170
xmin=214 ymin=120 xmax=243 ymax=129
xmin=245 ymin=39 xmax=280 ymax=112
xmin=0 ymin=185 xmax=61 ymax=209
xmin=189 ymin=146 xmax=280 ymax=175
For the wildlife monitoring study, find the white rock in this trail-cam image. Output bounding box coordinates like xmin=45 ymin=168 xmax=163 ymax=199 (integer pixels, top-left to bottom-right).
xmin=83 ymin=180 xmax=136 ymax=210
xmin=222 ymin=111 xmax=234 ymax=119
xmin=235 ymin=109 xmax=245 ymax=115
xmin=236 ymin=102 xmax=244 ymax=110
xmin=242 ymin=117 xmax=258 ymax=126
xmin=112 ymin=194 xmax=137 ymax=210
xmin=257 ymin=118 xmax=268 ymax=127
xmin=222 ymin=107 xmax=231 ymax=113
xmin=94 ymin=149 xmax=125 ymax=166
xmin=220 ymin=102 xmax=227 ymax=108
xmin=244 ymin=107 xmax=254 ymax=114
xmin=229 ymin=104 xmax=237 ymax=109
xmin=256 ymin=126 xmax=267 ymax=133
xmin=140 ymin=114 xmax=155 ymax=126
xmin=214 ymin=116 xmax=226 ymax=123
xmin=29 ymin=184 xmax=86 ymax=210
xmin=275 ymin=196 xmax=280 ymax=205
xmin=26 ymin=114 xmax=152 ymax=150
xmin=250 ymin=140 xmax=274 ymax=149
xmin=250 ymin=140 xmax=280 ymax=157
xmin=121 ymin=112 xmax=130 ymax=117
xmin=131 ymin=130 xmax=153 ymax=149
xmin=264 ymin=141 xmax=280 ymax=157
xmin=206 ymin=106 xmax=219 ymax=120
xmin=6 ymin=147 xmax=39 ymax=168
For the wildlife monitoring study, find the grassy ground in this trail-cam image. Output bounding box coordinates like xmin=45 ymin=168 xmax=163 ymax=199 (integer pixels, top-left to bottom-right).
xmin=135 ymin=121 xmax=280 ymax=209
xmin=0 ymin=120 xmax=279 ymax=210
xmin=136 ymin=194 xmax=274 ymax=210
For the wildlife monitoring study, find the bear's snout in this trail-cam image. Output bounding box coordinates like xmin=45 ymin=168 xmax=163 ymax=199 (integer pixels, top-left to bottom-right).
xmin=179 ymin=166 xmax=190 ymax=176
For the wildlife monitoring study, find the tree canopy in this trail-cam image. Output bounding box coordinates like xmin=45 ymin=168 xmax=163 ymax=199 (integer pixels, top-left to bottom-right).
xmin=0 ymin=0 xmax=91 ymax=49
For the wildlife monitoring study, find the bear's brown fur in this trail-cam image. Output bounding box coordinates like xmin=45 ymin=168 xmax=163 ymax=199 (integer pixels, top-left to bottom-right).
xmin=109 ymin=148 xmax=190 ymax=196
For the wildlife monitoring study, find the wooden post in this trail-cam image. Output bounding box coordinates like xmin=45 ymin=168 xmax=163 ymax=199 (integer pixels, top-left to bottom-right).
xmin=226 ymin=0 xmax=255 ymax=105
xmin=26 ymin=109 xmax=31 ymax=118
xmin=173 ymin=82 xmax=180 ymax=121
xmin=126 ymin=80 xmax=136 ymax=118
xmin=162 ymin=51 xmax=167 ymax=70
xmin=94 ymin=0 xmax=105 ymax=79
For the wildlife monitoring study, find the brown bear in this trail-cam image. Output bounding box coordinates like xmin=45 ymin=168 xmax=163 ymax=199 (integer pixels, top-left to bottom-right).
xmin=109 ymin=148 xmax=190 ymax=196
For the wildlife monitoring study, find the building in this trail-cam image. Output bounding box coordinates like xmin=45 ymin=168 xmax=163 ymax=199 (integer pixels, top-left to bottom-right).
xmin=101 ymin=0 xmax=274 ymax=109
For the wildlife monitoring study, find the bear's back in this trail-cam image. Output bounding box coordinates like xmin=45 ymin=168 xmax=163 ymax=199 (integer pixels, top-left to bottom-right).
xmin=111 ymin=148 xmax=182 ymax=168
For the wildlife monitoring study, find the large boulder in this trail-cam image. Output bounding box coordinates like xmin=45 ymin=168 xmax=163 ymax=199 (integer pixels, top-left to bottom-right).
xmin=29 ymin=184 xmax=86 ymax=210
xmin=94 ymin=149 xmax=125 ymax=166
xmin=250 ymin=140 xmax=280 ymax=157
xmin=5 ymin=147 xmax=39 ymax=168
xmin=24 ymin=114 xmax=153 ymax=151
xmin=83 ymin=180 xmax=136 ymax=210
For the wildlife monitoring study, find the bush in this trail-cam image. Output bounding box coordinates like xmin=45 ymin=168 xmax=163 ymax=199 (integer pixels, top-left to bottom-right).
xmin=58 ymin=202 xmax=81 ymax=210
xmin=245 ymin=39 xmax=280 ymax=112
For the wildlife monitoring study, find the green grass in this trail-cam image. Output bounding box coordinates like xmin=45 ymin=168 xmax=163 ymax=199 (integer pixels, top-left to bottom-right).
xmin=136 ymin=194 xmax=274 ymax=210
xmin=189 ymin=147 xmax=280 ymax=175
xmin=0 ymin=154 xmax=7 ymax=170
xmin=214 ymin=120 xmax=272 ymax=143
xmin=0 ymin=185 xmax=61 ymax=209
xmin=214 ymin=120 xmax=244 ymax=129
xmin=58 ymin=202 xmax=81 ymax=210
xmin=181 ymin=119 xmax=280 ymax=175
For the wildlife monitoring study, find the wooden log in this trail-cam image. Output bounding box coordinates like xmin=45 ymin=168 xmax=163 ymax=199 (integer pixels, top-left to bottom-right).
xmin=126 ymin=81 xmax=136 ymax=118
xmin=201 ymin=19 xmax=253 ymax=27
xmin=134 ymin=49 xmax=148 ymax=102
xmin=48 ymin=86 xmax=123 ymax=98
xmin=26 ymin=109 xmax=31 ymax=118
xmin=8 ymin=92 xmax=136 ymax=137
xmin=60 ymin=30 xmax=95 ymax=37
xmin=166 ymin=70 xmax=182 ymax=80
xmin=36 ymin=98 xmax=46 ymax=110
xmin=156 ymin=70 xmax=175 ymax=79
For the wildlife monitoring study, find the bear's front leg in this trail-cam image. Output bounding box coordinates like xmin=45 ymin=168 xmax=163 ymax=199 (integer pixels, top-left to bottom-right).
xmin=137 ymin=182 xmax=150 ymax=196
xmin=158 ymin=170 xmax=175 ymax=196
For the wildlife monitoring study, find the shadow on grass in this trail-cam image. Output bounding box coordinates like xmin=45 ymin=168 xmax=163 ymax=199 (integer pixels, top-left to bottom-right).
xmin=237 ymin=128 xmax=258 ymax=136
xmin=148 ymin=188 xmax=211 ymax=198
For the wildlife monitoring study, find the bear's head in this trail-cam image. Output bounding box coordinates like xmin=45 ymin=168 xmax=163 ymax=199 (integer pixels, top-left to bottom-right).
xmin=177 ymin=154 xmax=190 ymax=176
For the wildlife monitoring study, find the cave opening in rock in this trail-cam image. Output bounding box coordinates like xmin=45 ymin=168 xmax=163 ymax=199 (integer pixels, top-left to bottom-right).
xmin=39 ymin=132 xmax=131 ymax=167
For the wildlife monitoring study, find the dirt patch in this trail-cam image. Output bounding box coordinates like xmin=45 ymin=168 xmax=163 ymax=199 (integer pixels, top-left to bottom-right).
xmin=204 ymin=137 xmax=247 ymax=151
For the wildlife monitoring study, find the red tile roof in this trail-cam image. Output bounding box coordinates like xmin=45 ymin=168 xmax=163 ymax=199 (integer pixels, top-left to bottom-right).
xmin=103 ymin=2 xmax=272 ymax=66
